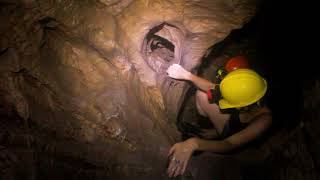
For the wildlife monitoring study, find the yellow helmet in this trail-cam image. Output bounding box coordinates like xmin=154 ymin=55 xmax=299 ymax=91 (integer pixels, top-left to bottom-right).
xmin=218 ymin=69 xmax=267 ymax=109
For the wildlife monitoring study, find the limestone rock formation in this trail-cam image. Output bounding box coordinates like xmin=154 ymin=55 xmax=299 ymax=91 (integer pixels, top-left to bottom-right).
xmin=0 ymin=0 xmax=258 ymax=179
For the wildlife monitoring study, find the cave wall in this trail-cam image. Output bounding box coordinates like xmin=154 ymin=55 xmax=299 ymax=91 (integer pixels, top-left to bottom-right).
xmin=0 ymin=0 xmax=258 ymax=179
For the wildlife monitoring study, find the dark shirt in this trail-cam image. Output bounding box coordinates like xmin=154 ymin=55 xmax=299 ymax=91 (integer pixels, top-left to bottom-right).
xmin=218 ymin=108 xmax=248 ymax=139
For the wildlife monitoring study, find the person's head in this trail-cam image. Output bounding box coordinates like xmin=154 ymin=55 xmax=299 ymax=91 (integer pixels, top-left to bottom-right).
xmin=216 ymin=55 xmax=250 ymax=81
xmin=218 ymin=69 xmax=267 ymax=110
xmin=225 ymin=55 xmax=250 ymax=72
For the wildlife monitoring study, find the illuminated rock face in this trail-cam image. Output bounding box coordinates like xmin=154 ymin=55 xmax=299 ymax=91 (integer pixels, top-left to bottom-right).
xmin=0 ymin=0 xmax=257 ymax=179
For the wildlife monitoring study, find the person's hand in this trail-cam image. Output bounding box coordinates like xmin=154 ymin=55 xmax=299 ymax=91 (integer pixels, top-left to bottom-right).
xmin=166 ymin=64 xmax=191 ymax=80
xmin=167 ymin=138 xmax=198 ymax=177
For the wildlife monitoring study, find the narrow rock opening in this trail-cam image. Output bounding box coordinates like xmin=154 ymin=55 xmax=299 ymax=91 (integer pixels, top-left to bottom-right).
xmin=142 ymin=23 xmax=181 ymax=73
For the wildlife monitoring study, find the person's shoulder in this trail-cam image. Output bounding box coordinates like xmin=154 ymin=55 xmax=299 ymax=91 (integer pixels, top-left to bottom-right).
xmin=252 ymin=106 xmax=272 ymax=119
xmin=257 ymin=105 xmax=271 ymax=113
xmin=259 ymin=106 xmax=272 ymax=114
xmin=243 ymin=106 xmax=271 ymax=124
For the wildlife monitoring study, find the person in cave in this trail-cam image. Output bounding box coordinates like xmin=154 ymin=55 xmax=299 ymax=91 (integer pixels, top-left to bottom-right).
xmin=165 ymin=57 xmax=272 ymax=178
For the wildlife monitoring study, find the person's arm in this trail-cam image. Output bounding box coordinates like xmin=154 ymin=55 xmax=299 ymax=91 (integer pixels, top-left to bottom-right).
xmin=167 ymin=108 xmax=272 ymax=177
xmin=188 ymin=73 xmax=215 ymax=92
xmin=168 ymin=114 xmax=271 ymax=177
xmin=167 ymin=64 xmax=215 ymax=92
xmin=191 ymin=109 xmax=272 ymax=153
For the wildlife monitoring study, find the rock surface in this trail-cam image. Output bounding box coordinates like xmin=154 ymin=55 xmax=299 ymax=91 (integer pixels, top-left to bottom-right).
xmin=0 ymin=0 xmax=258 ymax=179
